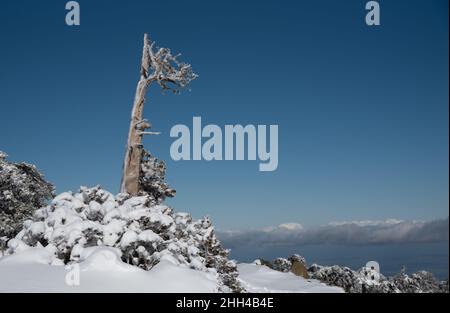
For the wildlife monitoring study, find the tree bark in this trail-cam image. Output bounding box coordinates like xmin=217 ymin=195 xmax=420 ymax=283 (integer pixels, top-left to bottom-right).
xmin=120 ymin=34 xmax=151 ymax=195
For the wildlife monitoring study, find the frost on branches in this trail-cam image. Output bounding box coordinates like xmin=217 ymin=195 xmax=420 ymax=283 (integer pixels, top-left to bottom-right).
xmin=121 ymin=34 xmax=197 ymax=196
xmin=13 ymin=186 xmax=244 ymax=292
xmin=273 ymin=257 xmax=292 ymax=272
xmin=308 ymin=264 xmax=392 ymax=293
xmin=139 ymin=149 xmax=175 ymax=205
xmin=391 ymin=269 xmax=449 ymax=293
xmin=308 ymin=264 xmax=448 ymax=293
xmin=263 ymin=252 xmax=448 ymax=293
xmin=0 ymin=151 xmax=54 ymax=240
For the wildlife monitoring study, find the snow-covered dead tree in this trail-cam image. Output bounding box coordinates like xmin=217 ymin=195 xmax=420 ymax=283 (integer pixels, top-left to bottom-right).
xmin=121 ymin=34 xmax=197 ymax=196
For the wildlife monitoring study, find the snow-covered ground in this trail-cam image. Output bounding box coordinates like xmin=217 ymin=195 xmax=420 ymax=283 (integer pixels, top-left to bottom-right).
xmin=0 ymin=246 xmax=218 ymax=292
xmin=237 ymin=263 xmax=343 ymax=293
xmin=0 ymin=246 xmax=342 ymax=293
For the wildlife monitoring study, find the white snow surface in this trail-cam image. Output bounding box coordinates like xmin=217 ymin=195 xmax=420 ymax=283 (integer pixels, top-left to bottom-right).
xmin=237 ymin=263 xmax=343 ymax=293
xmin=0 ymin=245 xmax=342 ymax=293
xmin=0 ymin=245 xmax=217 ymax=292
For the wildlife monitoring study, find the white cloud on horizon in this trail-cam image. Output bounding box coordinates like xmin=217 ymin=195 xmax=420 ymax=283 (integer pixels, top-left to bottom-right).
xmin=218 ymin=218 xmax=449 ymax=248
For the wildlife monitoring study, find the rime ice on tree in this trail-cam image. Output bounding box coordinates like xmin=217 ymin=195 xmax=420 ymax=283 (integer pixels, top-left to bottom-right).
xmin=139 ymin=150 xmax=176 ymax=205
xmin=121 ymin=34 xmax=197 ymax=197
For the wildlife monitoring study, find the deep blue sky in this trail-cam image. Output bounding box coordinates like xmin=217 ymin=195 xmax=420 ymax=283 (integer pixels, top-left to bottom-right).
xmin=0 ymin=0 xmax=448 ymax=229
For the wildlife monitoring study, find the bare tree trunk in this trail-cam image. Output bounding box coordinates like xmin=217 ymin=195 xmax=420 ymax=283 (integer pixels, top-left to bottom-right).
xmin=120 ymin=33 xmax=196 ymax=195
xmin=120 ymin=34 xmax=151 ymax=195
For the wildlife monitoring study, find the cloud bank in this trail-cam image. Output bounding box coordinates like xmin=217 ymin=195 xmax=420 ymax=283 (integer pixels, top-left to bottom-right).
xmin=218 ymin=218 xmax=449 ymax=249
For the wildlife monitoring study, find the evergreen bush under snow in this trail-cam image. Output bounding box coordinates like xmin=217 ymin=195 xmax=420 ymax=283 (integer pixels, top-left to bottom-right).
xmin=139 ymin=150 xmax=176 ymax=203
xmin=0 ymin=151 xmax=54 ymax=240
xmin=308 ymin=263 xmax=393 ymax=293
xmin=260 ymin=253 xmax=448 ymax=293
xmin=13 ymin=185 xmax=243 ymax=292
xmin=308 ymin=263 xmax=448 ymax=293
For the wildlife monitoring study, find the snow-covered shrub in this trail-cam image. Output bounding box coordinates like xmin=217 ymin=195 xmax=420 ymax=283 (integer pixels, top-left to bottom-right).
xmin=357 ymin=267 xmax=399 ymax=293
xmin=308 ymin=264 xmax=391 ymax=293
xmin=139 ymin=150 xmax=175 ymax=204
xmin=0 ymin=236 xmax=7 ymax=257
xmin=308 ymin=263 xmax=447 ymax=293
xmin=0 ymin=151 xmax=54 ymax=240
xmin=392 ymin=270 xmax=446 ymax=293
xmin=439 ymin=280 xmax=449 ymax=293
xmin=258 ymin=254 xmax=307 ymax=273
xmin=15 ymin=186 xmax=243 ymax=292
xmin=272 ymin=257 xmax=291 ymax=272
xmin=308 ymin=264 xmax=363 ymax=293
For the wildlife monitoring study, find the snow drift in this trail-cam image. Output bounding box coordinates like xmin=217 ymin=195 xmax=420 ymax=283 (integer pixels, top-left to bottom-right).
xmin=0 ymin=245 xmax=218 ymax=292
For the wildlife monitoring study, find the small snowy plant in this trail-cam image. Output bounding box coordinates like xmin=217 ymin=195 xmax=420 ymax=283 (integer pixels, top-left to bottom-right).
xmin=14 ymin=186 xmax=243 ymax=292
xmin=273 ymin=257 xmax=292 ymax=272
xmin=0 ymin=151 xmax=54 ymax=240
xmin=139 ymin=150 xmax=176 ymax=204
xmin=308 ymin=264 xmax=379 ymax=293
xmin=308 ymin=263 xmax=447 ymax=293
xmin=391 ymin=269 xmax=447 ymax=293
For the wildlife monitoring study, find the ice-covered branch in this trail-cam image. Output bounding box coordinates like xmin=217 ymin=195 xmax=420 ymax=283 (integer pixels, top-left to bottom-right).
xmin=121 ymin=33 xmax=197 ymax=196
xmin=139 ymin=131 xmax=161 ymax=136
xmin=144 ymin=36 xmax=198 ymax=93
